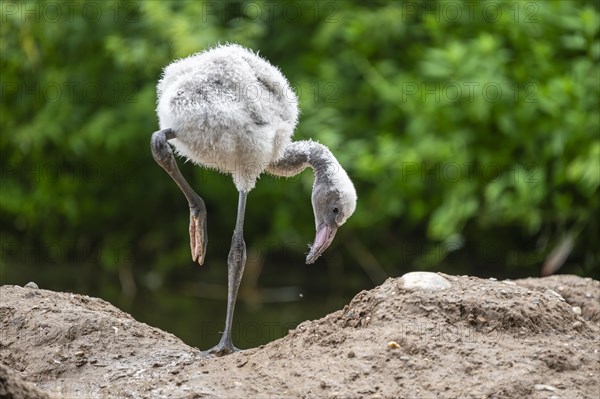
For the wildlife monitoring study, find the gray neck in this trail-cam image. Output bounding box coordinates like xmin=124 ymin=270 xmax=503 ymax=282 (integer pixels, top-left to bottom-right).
xmin=267 ymin=140 xmax=337 ymax=187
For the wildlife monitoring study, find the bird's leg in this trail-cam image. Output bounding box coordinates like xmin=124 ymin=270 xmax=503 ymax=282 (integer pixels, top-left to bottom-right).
xmin=150 ymin=128 xmax=207 ymax=265
xmin=206 ymin=191 xmax=248 ymax=356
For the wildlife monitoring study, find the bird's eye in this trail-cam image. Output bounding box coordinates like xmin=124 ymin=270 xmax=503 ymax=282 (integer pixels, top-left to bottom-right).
xmin=332 ymin=207 xmax=339 ymax=214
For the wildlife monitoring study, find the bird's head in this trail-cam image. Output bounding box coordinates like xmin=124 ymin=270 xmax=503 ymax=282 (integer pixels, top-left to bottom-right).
xmin=306 ymin=168 xmax=357 ymax=264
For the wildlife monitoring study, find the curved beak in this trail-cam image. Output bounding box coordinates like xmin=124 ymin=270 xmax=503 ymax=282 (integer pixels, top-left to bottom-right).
xmin=306 ymin=221 xmax=338 ymax=264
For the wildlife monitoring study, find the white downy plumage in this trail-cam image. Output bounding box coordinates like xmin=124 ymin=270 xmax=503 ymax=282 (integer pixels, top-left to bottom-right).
xmin=157 ymin=44 xmax=298 ymax=193
xmin=156 ymin=44 xmax=356 ymax=251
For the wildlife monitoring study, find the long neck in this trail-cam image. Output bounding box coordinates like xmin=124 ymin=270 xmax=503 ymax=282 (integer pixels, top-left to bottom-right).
xmin=267 ymin=140 xmax=338 ymax=187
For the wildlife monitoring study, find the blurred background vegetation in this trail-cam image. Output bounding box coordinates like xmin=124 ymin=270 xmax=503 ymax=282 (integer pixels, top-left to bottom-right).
xmin=1 ymin=0 xmax=599 ymax=349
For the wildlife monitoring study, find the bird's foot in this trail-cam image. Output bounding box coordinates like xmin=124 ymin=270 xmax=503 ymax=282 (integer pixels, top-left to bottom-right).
xmin=189 ymin=206 xmax=207 ymax=265
xmin=203 ymin=342 xmax=240 ymax=357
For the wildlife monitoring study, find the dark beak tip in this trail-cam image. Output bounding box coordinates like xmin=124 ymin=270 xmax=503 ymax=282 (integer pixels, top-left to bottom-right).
xmin=305 ymin=223 xmax=338 ymax=265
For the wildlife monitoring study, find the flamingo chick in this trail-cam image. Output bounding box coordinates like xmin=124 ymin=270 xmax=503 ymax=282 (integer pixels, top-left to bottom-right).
xmin=151 ymin=44 xmax=357 ymax=356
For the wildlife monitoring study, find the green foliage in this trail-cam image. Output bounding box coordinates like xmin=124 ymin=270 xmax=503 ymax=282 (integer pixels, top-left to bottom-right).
xmin=1 ymin=0 xmax=599 ymax=297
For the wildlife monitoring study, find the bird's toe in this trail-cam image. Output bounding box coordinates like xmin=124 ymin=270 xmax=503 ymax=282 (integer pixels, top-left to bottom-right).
xmin=203 ymin=343 xmax=240 ymax=357
xmin=189 ymin=209 xmax=207 ymax=265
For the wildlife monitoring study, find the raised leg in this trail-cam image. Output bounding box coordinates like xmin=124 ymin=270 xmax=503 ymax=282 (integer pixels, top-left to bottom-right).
xmin=206 ymin=191 xmax=248 ymax=356
xmin=151 ymin=128 xmax=207 ymax=265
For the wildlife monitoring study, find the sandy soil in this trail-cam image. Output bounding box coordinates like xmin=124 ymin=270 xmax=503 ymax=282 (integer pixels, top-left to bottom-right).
xmin=1 ymin=274 xmax=599 ymax=398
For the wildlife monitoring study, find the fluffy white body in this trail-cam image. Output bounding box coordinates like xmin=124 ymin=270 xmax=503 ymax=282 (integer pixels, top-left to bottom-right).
xmin=157 ymin=44 xmax=299 ymax=192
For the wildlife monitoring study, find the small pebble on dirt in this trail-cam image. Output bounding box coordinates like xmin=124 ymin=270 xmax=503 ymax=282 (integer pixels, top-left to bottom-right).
xmin=25 ymin=282 xmax=39 ymax=289
xmin=534 ymin=384 xmax=557 ymax=392
xmin=572 ymin=306 xmax=582 ymax=315
xmin=347 ymin=351 xmax=355 ymax=358
xmin=545 ymin=289 xmax=565 ymax=302
xmin=399 ymin=272 xmax=451 ymax=291
xmin=387 ymin=341 xmax=400 ymax=349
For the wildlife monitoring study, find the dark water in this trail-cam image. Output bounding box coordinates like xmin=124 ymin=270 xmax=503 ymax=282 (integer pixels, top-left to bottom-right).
xmin=133 ymin=293 xmax=344 ymax=349
xmin=5 ymin=243 xmax=593 ymax=350
xmin=1 ymin=259 xmax=364 ymax=350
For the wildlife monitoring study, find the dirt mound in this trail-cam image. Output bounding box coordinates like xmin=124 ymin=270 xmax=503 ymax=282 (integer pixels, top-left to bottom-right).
xmin=1 ymin=274 xmax=599 ymax=398
xmin=0 ymin=363 xmax=49 ymax=399
xmin=514 ymin=275 xmax=600 ymax=322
